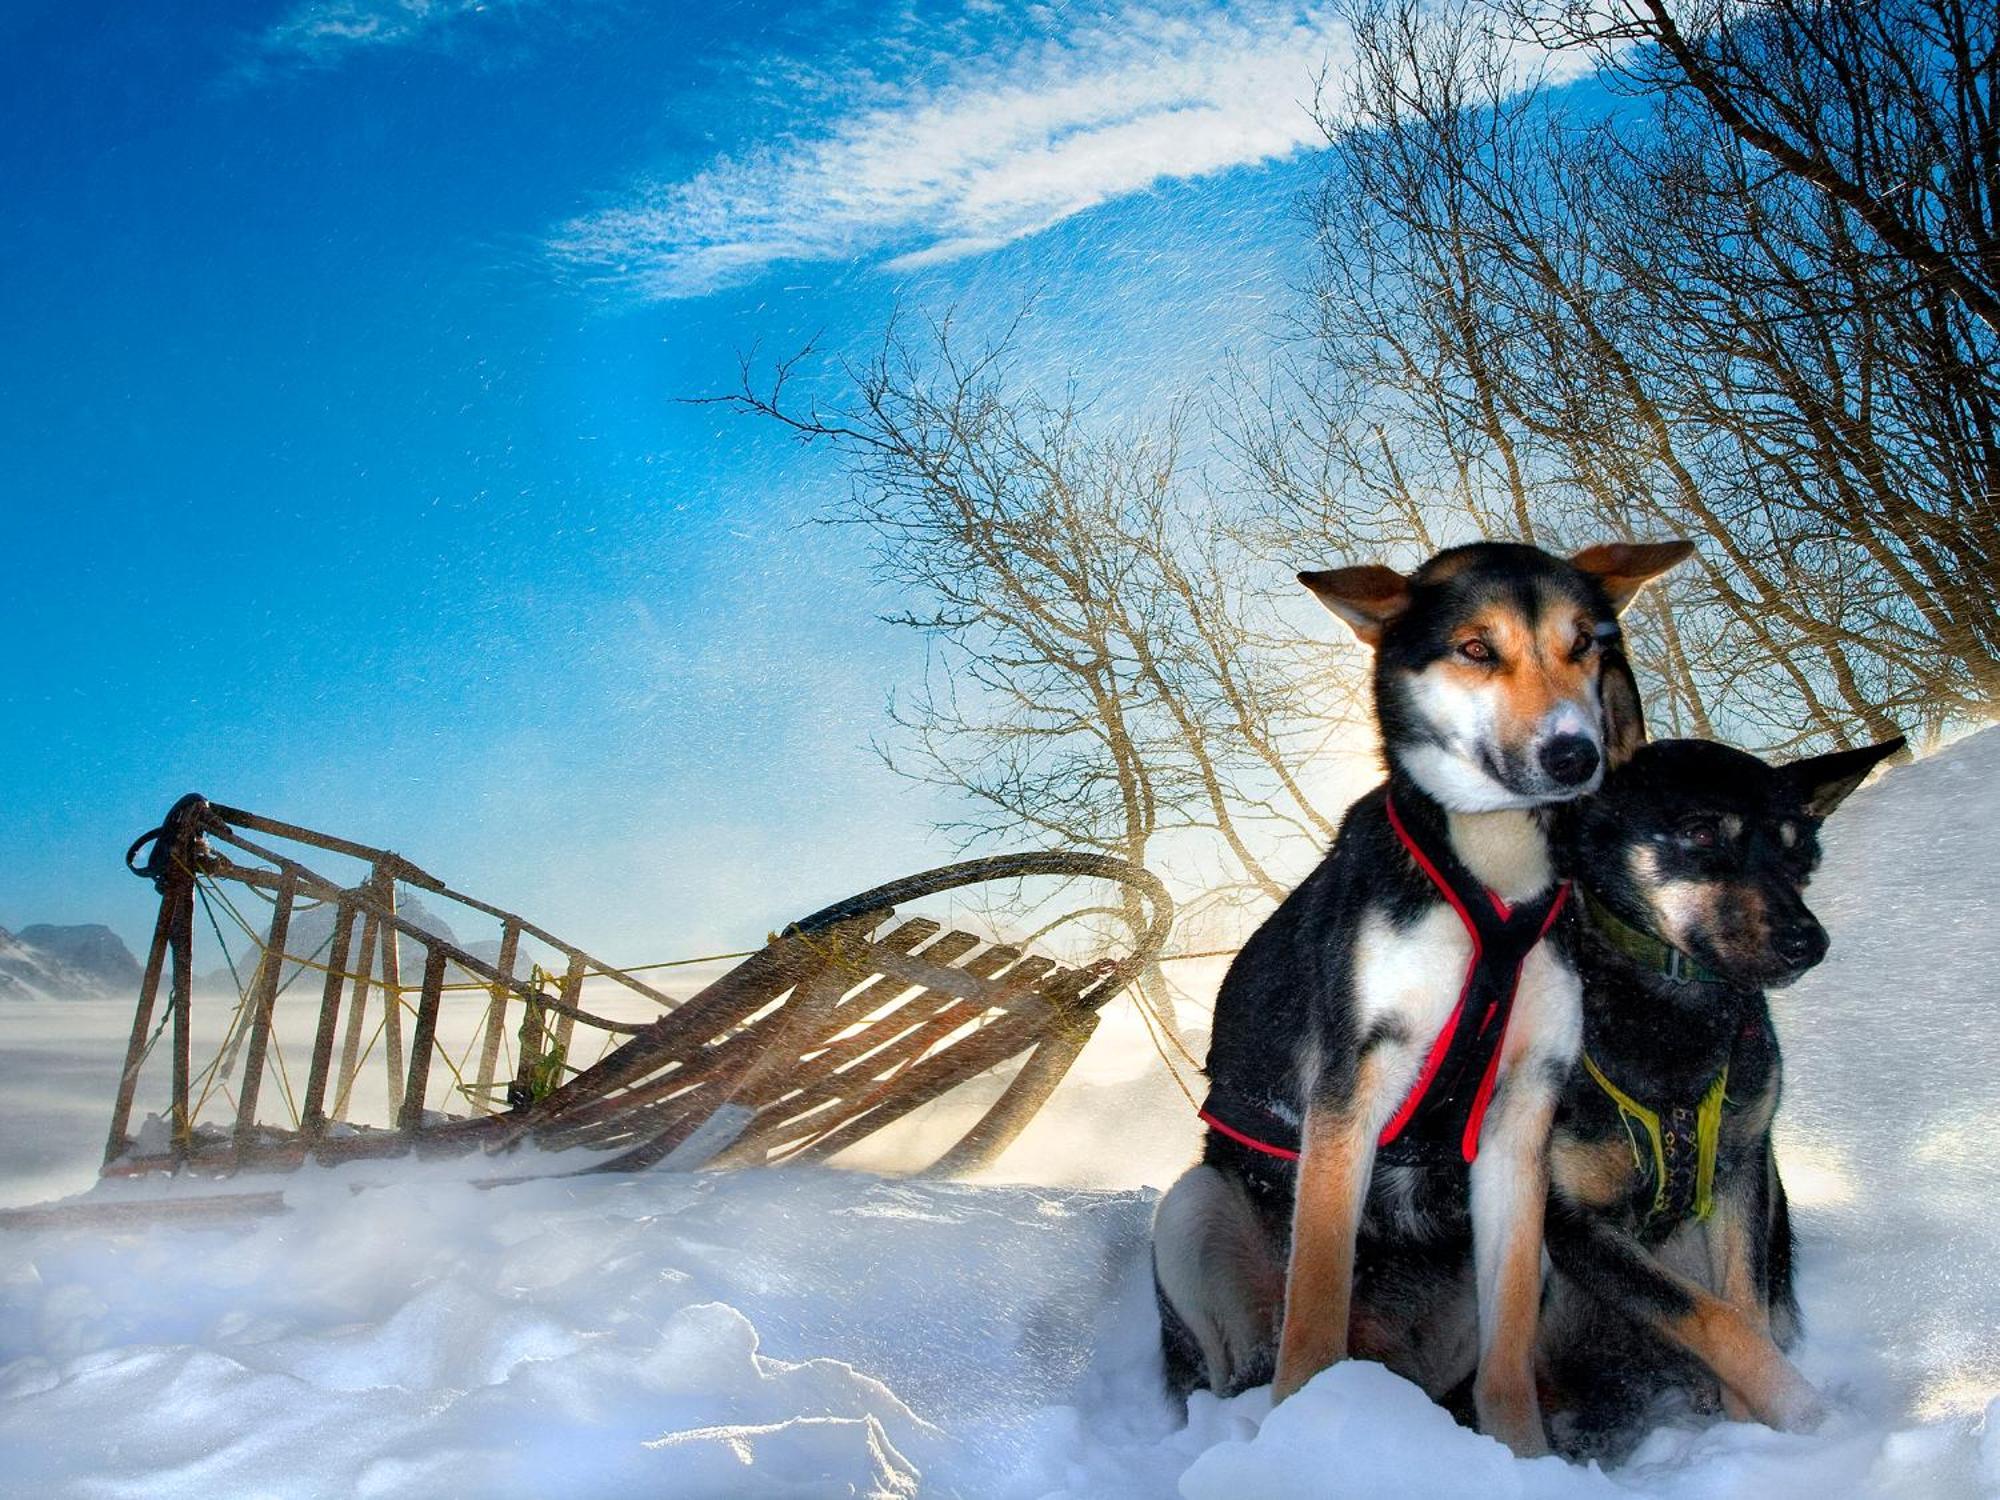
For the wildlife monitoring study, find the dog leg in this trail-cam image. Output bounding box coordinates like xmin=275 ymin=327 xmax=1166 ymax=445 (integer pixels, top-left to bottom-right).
xmin=1705 ymin=1193 xmax=1766 ymax=1422
xmin=1154 ymin=1165 xmax=1283 ymax=1394
xmin=1547 ymin=1200 xmax=1825 ymax=1432
xmin=1706 ymin=1145 xmax=1820 ymax=1424
xmin=1272 ymin=1057 xmax=1385 ymax=1403
xmin=1469 ymin=1074 xmax=1557 ymax=1457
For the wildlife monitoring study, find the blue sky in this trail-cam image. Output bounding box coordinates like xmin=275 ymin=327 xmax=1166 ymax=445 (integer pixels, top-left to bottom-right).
xmin=1 ymin=0 xmax=1343 ymax=961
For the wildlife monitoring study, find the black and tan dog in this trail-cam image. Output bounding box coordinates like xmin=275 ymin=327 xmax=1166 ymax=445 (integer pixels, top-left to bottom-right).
xmin=1539 ymin=732 xmax=1902 ymax=1457
xmin=1152 ymin=539 xmax=1692 ymax=1456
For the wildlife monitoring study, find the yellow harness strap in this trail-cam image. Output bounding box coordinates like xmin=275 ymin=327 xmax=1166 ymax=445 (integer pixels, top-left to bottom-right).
xmin=1581 ymin=1052 xmax=1728 ymax=1223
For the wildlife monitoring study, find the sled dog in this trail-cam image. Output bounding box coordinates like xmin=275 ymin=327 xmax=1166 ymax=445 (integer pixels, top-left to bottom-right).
xmin=1539 ymin=731 xmax=1901 ymax=1456
xmin=1152 ymin=538 xmax=1692 ymax=1455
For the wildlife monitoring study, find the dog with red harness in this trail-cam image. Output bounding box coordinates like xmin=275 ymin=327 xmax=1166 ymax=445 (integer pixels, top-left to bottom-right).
xmin=1151 ymin=539 xmax=1691 ymax=1455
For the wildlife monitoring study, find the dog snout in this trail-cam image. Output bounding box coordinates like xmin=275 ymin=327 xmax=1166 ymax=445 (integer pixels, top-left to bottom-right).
xmin=1774 ymin=918 xmax=1828 ymax=973
xmin=1537 ymin=733 xmax=1601 ymax=789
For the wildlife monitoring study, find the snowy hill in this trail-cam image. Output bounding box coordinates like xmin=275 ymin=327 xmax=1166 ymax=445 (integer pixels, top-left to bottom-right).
xmin=1 ymin=729 xmax=1998 ymax=1497
xmin=0 ymin=923 xmax=140 ymax=1001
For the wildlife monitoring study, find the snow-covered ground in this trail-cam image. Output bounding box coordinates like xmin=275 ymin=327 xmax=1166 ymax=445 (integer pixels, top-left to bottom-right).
xmin=3 ymin=729 xmax=1998 ymax=1498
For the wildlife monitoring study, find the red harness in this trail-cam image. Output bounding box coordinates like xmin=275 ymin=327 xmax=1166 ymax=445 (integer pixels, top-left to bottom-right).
xmin=1200 ymin=791 xmax=1570 ymax=1166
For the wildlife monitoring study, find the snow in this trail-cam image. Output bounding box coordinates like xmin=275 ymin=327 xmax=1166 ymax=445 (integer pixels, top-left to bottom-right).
xmin=3 ymin=728 xmax=1999 ymax=1498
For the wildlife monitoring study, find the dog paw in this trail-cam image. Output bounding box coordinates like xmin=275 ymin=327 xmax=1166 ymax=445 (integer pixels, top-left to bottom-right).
xmin=1772 ymin=1376 xmax=1830 ymax=1434
xmin=1475 ymin=1379 xmax=1550 ymax=1458
xmin=1270 ymin=1358 xmax=1313 ymax=1405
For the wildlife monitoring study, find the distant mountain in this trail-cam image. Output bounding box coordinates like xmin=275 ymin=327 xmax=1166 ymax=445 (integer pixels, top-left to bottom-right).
xmin=0 ymin=895 xmax=511 ymax=1005
xmin=0 ymin=923 xmax=142 ymax=1000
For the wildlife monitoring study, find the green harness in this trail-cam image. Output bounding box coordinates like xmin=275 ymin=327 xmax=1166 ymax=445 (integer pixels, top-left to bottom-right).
xmin=1581 ymin=1052 xmax=1727 ymax=1227
xmin=1577 ymin=887 xmax=1730 ymax=1229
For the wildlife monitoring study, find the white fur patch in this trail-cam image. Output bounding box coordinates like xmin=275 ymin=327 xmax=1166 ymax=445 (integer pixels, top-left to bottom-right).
xmin=1153 ymin=1165 xmax=1281 ymax=1390
xmin=1499 ymin=943 xmax=1584 ymax=1077
xmin=1397 ymin=673 xmax=1605 ymax=812
xmin=1447 ymin=810 xmax=1554 ymax=904
xmin=1400 ymin=672 xmax=1523 ymax=811
xmin=1399 ymin=743 xmax=1535 ymax=812
xmin=1354 ymin=900 xmax=1580 ymax=1129
xmin=1352 ymin=905 xmax=1470 ymax=1123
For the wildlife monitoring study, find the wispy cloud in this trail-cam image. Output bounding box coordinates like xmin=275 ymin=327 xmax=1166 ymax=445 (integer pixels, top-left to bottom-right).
xmin=549 ymin=3 xmax=1352 ymax=300
xmin=254 ymin=0 xmax=539 ymax=69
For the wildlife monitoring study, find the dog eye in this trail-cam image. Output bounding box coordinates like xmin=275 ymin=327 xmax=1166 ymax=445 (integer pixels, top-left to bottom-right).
xmin=1457 ymin=639 xmax=1494 ymax=663
xmin=1678 ymin=820 xmax=1719 ymax=848
xmin=1569 ymin=627 xmax=1595 ymax=660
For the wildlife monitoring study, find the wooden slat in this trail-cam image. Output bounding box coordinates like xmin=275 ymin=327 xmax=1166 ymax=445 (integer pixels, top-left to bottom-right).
xmin=793 ymin=930 xmax=982 ymax=1070
xmin=232 ymin=870 xmax=302 ymax=1143
xmin=584 ymin=956 xmax=859 ymax=1172
xmin=551 ymin=953 xmax=585 ymax=1067
xmin=538 ymin=916 xmax=944 ymax=1155
xmin=104 ymin=890 xmax=175 ymax=1165
xmin=528 ymin=908 xmax=905 ymax=1119
xmin=473 ymin=920 xmax=520 ymax=1105
xmin=379 ymin=878 xmax=406 ymax=1110
xmin=301 ymin=899 xmax=358 ymax=1137
xmin=169 ymin=876 xmax=194 ymax=1158
xmin=571 ymin=909 xmax=920 ymax=1172
xmin=786 ymin=1008 xmax=1052 ymax=1165
xmin=722 ymin=946 xmax=1041 ymax=1164
xmin=925 ymin=1017 xmax=1099 ymax=1177
xmin=857 ymin=945 xmax=1052 ymax=1018
xmin=331 ymin=910 xmax=381 ymax=1121
xmin=1 ymin=1193 xmax=291 ymax=1233
xmin=509 ymin=983 xmax=548 ymax=1108
xmin=399 ymin=947 xmax=450 ymax=1130
xmin=759 ymin=955 xmax=1052 ymax=1132
xmin=527 ymin=929 xmax=851 ymax=1115
xmin=746 ymin=953 xmax=1056 ymax=1146
xmin=738 ymin=1005 xmax=981 ymax=1158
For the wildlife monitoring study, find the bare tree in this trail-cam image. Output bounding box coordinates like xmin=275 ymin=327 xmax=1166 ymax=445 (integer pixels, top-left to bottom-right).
xmin=1243 ymin=0 xmax=1997 ymax=750
xmin=706 ymin=316 xmax=1361 ymax=953
xmin=701 ymin=0 xmax=1994 ymax=966
xmin=1512 ymin=0 xmax=2000 ymax=336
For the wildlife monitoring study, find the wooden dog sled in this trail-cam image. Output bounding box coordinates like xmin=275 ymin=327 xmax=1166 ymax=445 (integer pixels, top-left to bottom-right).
xmin=100 ymin=795 xmax=1173 ymax=1188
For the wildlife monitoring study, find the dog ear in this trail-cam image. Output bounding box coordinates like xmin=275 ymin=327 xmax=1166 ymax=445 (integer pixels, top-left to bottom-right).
xmin=1782 ymin=735 xmax=1907 ymax=818
xmin=1299 ymin=566 xmax=1411 ymax=647
xmin=1570 ymin=540 xmax=1697 ymax=614
xmin=1598 ymin=646 xmax=1649 ymax=771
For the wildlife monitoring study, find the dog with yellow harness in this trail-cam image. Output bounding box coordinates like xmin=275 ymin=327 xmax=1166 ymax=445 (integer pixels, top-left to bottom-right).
xmin=1538 ymin=731 xmax=1903 ymax=1457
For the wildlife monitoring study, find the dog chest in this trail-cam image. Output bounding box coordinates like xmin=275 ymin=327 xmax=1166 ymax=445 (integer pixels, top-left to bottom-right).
xmin=1503 ymin=942 xmax=1583 ymax=1076
xmin=1354 ymin=904 xmax=1472 ymax=1058
xmin=1352 ymin=901 xmax=1582 ymax=1138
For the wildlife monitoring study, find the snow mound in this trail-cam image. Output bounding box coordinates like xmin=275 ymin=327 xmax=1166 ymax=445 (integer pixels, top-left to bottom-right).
xmin=0 ymin=1165 xmax=1161 ymax=1498
xmin=2 ymin=727 xmax=1998 ymax=1497
xmin=1180 ymin=1360 xmax=2000 ymax=1500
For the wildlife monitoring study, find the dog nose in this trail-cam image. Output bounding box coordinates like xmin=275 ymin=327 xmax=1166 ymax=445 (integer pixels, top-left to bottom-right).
xmin=1538 ymin=733 xmax=1600 ymax=788
xmin=1775 ymin=921 xmax=1828 ymax=971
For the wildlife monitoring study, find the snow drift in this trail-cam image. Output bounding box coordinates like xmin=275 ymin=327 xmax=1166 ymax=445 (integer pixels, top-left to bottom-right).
xmin=2 ymin=728 xmax=1998 ymax=1498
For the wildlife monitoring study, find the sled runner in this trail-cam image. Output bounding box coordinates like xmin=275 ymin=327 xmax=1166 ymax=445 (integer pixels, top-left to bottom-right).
xmin=101 ymin=794 xmax=1173 ymax=1183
